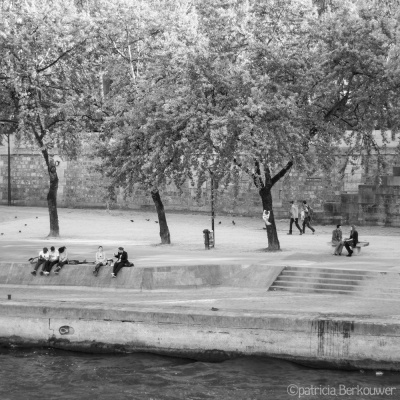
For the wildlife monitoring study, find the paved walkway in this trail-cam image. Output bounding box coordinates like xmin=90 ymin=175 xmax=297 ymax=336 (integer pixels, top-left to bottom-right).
xmin=1 ymin=206 xmax=400 ymax=272
xmin=1 ymin=285 xmax=399 ymax=321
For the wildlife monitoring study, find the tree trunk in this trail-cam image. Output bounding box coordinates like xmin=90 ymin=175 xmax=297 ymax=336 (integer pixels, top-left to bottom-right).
xmin=151 ymin=189 xmax=171 ymax=244
xmin=47 ymin=159 xmax=60 ymax=237
xmin=259 ymin=186 xmax=280 ymax=251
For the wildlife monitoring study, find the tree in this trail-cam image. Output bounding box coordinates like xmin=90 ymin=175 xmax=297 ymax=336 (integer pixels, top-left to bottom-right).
xmin=92 ymin=0 xmax=196 ymax=244
xmin=0 ymin=0 xmax=98 ymax=236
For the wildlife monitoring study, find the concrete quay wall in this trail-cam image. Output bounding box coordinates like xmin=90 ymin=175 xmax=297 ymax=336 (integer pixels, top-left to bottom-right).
xmin=0 ymin=263 xmax=400 ymax=370
xmin=0 ymin=262 xmax=284 ymax=289
xmin=1 ymin=302 xmax=400 ymax=371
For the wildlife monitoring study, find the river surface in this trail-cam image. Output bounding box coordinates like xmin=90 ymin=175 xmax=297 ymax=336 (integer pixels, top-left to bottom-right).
xmin=0 ymin=348 xmax=399 ymax=400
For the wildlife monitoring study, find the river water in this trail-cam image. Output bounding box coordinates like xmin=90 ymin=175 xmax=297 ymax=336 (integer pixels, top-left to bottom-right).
xmin=0 ymin=348 xmax=399 ymax=400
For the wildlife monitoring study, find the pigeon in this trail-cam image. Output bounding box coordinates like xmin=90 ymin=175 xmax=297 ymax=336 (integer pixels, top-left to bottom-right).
xmin=36 ymin=217 xmax=38 ymax=219
xmin=211 ymin=307 xmax=219 ymax=311
xmin=25 ymin=224 xmax=27 ymax=226
xmin=1 ymin=233 xmax=3 ymax=235
xmin=130 ymin=220 xmax=134 ymax=222
xmin=19 ymin=231 xmax=21 ymax=233
xmin=218 ymin=221 xmax=221 ymax=224
xmin=155 ymin=221 xmax=159 ymax=224
xmin=232 ymin=220 xmax=236 ymax=225
xmin=145 ymin=219 xmax=150 ymax=221
xmin=15 ymin=216 xmax=17 ymax=219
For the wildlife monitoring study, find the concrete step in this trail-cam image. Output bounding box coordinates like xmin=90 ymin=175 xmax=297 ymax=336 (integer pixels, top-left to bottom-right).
xmin=272 ymin=280 xmax=400 ymax=293
xmin=283 ymin=266 xmax=384 ymax=276
xmin=275 ymin=275 xmax=400 ymax=288
xmin=270 ymin=266 xmax=400 ymax=298
xmin=275 ymin=276 xmax=366 ymax=286
xmin=271 ymin=280 xmax=360 ymax=291
xmin=281 ymin=271 xmax=373 ymax=280
xmin=270 ymin=286 xmax=400 ymax=299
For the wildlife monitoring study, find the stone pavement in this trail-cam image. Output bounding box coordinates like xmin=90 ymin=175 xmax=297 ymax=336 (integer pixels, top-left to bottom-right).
xmin=1 ymin=206 xmax=400 ymax=272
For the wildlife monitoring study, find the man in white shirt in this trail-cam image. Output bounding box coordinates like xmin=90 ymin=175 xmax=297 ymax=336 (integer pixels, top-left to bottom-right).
xmin=288 ymin=201 xmax=302 ymax=235
xmin=42 ymin=246 xmax=59 ymax=275
xmin=31 ymin=247 xmax=49 ymax=276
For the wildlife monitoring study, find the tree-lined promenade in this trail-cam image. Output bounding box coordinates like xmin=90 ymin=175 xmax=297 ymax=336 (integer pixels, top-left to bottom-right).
xmin=1 ymin=0 xmax=400 ymax=250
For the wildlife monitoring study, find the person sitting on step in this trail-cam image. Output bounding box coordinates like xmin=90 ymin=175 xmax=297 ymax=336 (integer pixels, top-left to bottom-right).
xmin=111 ymin=247 xmax=129 ymax=278
xmin=54 ymin=247 xmax=68 ymax=274
xmin=93 ymin=246 xmax=108 ymax=276
xmin=31 ymin=247 xmax=49 ymax=276
xmin=42 ymin=246 xmax=59 ymax=275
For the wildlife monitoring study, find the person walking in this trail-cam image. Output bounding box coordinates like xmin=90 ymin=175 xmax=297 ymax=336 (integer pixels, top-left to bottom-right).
xmin=332 ymin=225 xmax=343 ymax=255
xmin=54 ymin=247 xmax=68 ymax=274
xmin=31 ymin=247 xmax=49 ymax=275
xmin=93 ymin=246 xmax=107 ymax=276
xmin=302 ymin=200 xmax=315 ymax=234
xmin=343 ymin=225 xmax=359 ymax=257
xmin=111 ymin=247 xmax=129 ymax=278
xmin=288 ymin=201 xmax=302 ymax=235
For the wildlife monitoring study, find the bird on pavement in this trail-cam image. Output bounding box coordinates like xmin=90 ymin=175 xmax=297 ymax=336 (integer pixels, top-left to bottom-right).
xmin=145 ymin=219 xmax=150 ymax=221
xmin=232 ymin=220 xmax=236 ymax=225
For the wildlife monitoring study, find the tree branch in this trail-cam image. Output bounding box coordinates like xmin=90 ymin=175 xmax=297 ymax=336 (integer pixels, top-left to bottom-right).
xmin=36 ymin=41 xmax=86 ymax=73
xmin=271 ymin=160 xmax=293 ymax=187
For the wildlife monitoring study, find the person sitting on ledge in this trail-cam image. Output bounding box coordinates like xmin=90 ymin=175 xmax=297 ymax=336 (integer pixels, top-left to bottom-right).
xmin=111 ymin=247 xmax=129 ymax=278
xmin=332 ymin=224 xmax=343 ymax=255
xmin=31 ymin=247 xmax=49 ymax=275
xmin=54 ymin=247 xmax=68 ymax=274
xmin=42 ymin=246 xmax=59 ymax=275
xmin=93 ymin=246 xmax=107 ymax=276
xmin=343 ymin=225 xmax=359 ymax=257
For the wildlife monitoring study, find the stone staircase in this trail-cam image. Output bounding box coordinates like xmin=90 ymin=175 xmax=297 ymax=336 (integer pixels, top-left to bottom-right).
xmin=269 ymin=266 xmax=400 ymax=299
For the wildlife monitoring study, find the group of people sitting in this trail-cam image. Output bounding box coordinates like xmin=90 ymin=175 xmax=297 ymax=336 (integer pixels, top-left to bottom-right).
xmin=331 ymin=224 xmax=359 ymax=257
xmin=31 ymin=246 xmax=132 ymax=278
xmin=31 ymin=246 xmax=68 ymax=275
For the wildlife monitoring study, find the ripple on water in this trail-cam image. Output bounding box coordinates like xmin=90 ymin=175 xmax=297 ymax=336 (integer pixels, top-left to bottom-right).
xmin=0 ymin=348 xmax=399 ymax=400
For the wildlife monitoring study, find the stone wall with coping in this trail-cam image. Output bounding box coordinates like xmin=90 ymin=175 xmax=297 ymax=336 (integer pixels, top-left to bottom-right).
xmin=1 ymin=134 xmax=400 ymax=225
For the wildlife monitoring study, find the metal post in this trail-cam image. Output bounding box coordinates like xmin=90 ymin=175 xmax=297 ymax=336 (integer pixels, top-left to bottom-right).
xmin=7 ymin=133 xmax=11 ymax=206
xmin=211 ymin=172 xmax=215 ymax=247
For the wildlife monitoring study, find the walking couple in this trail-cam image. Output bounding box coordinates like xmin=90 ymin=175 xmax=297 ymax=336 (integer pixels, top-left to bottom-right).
xmin=288 ymin=200 xmax=315 ymax=235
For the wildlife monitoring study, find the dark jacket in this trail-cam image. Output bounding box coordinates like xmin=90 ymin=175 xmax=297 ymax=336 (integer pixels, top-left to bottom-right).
xmin=114 ymin=251 xmax=128 ymax=263
xmin=349 ymin=230 xmax=359 ymax=247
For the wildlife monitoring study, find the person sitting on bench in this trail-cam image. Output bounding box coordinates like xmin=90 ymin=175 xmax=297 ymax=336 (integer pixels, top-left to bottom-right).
xmin=332 ymin=224 xmax=343 ymax=255
xmin=111 ymin=247 xmax=129 ymax=278
xmin=343 ymin=225 xmax=359 ymax=257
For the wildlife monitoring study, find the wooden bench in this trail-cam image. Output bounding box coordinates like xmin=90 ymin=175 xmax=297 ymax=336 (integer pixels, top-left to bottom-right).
xmin=328 ymin=241 xmax=369 ymax=255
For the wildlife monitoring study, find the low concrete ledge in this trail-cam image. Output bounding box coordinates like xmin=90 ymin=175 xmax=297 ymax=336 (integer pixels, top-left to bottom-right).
xmin=0 ymin=263 xmax=284 ymax=289
xmin=0 ymin=302 xmax=400 ymax=370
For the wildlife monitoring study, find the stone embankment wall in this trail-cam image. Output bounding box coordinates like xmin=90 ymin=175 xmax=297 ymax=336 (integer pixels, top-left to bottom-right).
xmin=1 ymin=133 xmax=400 ymax=225
xmin=0 ymin=263 xmax=400 ymax=370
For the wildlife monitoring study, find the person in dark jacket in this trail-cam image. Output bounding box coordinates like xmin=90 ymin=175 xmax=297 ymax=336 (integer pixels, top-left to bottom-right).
xmin=302 ymin=200 xmax=315 ymax=234
xmin=111 ymin=247 xmax=129 ymax=278
xmin=343 ymin=225 xmax=359 ymax=257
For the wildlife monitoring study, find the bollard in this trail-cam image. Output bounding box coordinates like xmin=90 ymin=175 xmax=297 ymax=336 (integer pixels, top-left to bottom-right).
xmin=203 ymin=229 xmax=210 ymax=250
